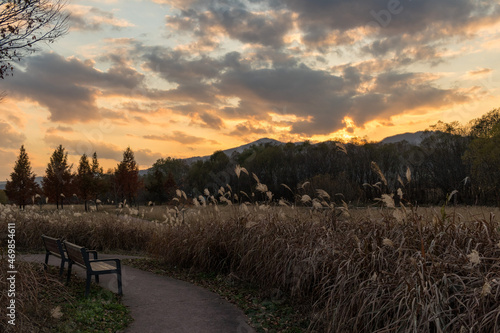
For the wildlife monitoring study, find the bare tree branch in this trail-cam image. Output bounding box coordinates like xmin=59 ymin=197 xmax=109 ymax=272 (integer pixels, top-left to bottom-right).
xmin=0 ymin=0 xmax=69 ymax=79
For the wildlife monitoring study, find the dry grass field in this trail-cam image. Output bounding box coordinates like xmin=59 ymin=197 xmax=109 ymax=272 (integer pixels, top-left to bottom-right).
xmin=2 ymin=199 xmax=500 ymax=332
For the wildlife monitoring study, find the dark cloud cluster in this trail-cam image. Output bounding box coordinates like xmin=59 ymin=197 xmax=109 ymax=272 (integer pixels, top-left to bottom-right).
xmin=3 ymin=52 xmax=145 ymax=123
xmin=137 ymin=43 xmax=471 ymax=135
xmin=137 ymin=0 xmax=499 ymax=136
xmin=167 ymin=6 xmax=293 ymax=48
xmin=165 ymin=0 xmax=500 ymax=58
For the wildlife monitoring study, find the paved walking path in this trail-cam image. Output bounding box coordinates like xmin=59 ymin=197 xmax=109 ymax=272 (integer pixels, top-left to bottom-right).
xmin=22 ymin=254 xmax=255 ymax=333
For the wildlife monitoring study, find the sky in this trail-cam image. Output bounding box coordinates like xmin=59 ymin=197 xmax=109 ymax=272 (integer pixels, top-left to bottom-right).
xmin=1 ymin=0 xmax=500 ymax=180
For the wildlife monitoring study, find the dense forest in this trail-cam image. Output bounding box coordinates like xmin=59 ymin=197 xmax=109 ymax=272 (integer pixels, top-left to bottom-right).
xmin=4 ymin=108 xmax=500 ymax=208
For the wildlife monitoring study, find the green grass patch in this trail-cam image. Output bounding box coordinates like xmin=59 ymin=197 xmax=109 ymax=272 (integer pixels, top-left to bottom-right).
xmin=53 ymin=279 xmax=132 ymax=333
xmin=1 ymin=261 xmax=132 ymax=333
xmin=123 ymin=258 xmax=309 ymax=333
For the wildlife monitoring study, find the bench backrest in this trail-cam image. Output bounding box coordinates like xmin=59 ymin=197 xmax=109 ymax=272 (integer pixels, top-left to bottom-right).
xmin=42 ymin=235 xmax=65 ymax=257
xmin=64 ymin=241 xmax=89 ymax=268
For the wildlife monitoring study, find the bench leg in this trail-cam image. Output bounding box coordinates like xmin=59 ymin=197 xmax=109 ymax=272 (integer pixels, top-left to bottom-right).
xmin=66 ymin=262 xmax=72 ymax=284
xmin=117 ymin=272 xmax=122 ymax=296
xmin=85 ymin=272 xmax=92 ymax=297
xmin=95 ymin=274 xmax=99 ymax=283
xmin=59 ymin=259 xmax=65 ymax=277
xmin=44 ymin=252 xmax=50 ymax=270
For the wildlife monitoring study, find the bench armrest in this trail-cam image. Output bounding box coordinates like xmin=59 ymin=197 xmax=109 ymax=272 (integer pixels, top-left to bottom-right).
xmin=86 ymin=250 xmax=98 ymax=259
xmin=88 ymin=258 xmax=121 ymax=268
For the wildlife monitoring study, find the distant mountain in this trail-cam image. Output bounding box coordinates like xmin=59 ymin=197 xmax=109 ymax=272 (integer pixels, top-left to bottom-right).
xmin=183 ymin=138 xmax=284 ymax=165
xmin=380 ymin=131 xmax=428 ymax=145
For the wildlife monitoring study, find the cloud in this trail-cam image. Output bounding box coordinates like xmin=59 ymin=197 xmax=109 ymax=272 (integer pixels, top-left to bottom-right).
xmin=134 ymin=149 xmax=165 ymax=167
xmin=140 ymin=47 xmax=226 ymax=103
xmin=135 ymin=41 xmax=475 ymax=136
xmin=167 ymin=6 xmax=293 ymax=48
xmin=198 ymin=112 xmax=225 ymax=129
xmin=68 ymin=5 xmax=135 ymax=31
xmin=280 ymin=0 xmax=500 ymax=47
xmin=5 ymin=0 xmax=494 ymax=148
xmin=144 ymin=131 xmax=218 ymax=145
xmin=0 ymin=122 xmax=26 ymax=149
xmin=467 ymin=68 xmax=493 ymax=77
xmin=216 ymin=61 xmax=473 ymax=135
xmin=46 ymin=126 xmax=74 ymax=134
xmin=43 ymin=134 xmax=122 ymax=161
xmin=217 ymin=65 xmax=350 ymax=134
xmin=189 ymin=111 xmax=225 ymax=130
xmin=228 ymin=121 xmax=270 ymax=136
xmin=42 ymin=133 xmax=162 ymax=168
xmin=3 ymin=52 xmax=145 ymax=123
xmin=163 ymin=0 xmax=500 ymax=62
xmin=0 ymin=149 xmax=16 ymax=181
xmin=142 ymin=48 xmax=223 ymax=84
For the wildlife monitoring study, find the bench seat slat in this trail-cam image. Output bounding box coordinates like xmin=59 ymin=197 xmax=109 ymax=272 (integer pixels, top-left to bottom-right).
xmin=90 ymin=262 xmax=116 ymax=272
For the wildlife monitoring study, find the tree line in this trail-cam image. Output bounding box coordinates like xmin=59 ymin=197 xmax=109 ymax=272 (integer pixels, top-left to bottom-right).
xmin=4 ymin=108 xmax=500 ymax=209
xmin=4 ymin=146 xmax=141 ymax=211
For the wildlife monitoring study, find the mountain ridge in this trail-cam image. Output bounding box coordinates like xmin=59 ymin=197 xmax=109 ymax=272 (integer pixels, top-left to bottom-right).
xmin=183 ymin=137 xmax=284 ymax=165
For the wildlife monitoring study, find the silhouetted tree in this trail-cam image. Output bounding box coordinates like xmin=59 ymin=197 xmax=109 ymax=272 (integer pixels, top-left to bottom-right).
xmin=42 ymin=145 xmax=72 ymax=209
xmin=469 ymin=108 xmax=500 ymax=138
xmin=5 ymin=145 xmax=39 ymax=209
xmin=144 ymin=157 xmax=187 ymax=204
xmin=90 ymin=152 xmax=104 ymax=209
xmin=464 ymin=122 xmax=500 ymax=206
xmin=76 ymin=153 xmax=92 ymax=211
xmin=115 ymin=147 xmax=140 ymax=206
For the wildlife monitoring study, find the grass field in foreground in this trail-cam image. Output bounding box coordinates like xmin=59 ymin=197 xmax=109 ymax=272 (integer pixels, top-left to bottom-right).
xmin=2 ymin=202 xmax=500 ymax=332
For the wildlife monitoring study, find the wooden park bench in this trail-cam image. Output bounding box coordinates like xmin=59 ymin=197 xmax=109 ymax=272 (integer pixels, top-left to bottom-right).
xmin=64 ymin=241 xmax=123 ymax=297
xmin=41 ymin=235 xmax=69 ymax=277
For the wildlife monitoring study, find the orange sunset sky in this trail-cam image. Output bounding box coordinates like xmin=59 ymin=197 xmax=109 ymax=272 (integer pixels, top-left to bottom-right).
xmin=1 ymin=0 xmax=500 ymax=180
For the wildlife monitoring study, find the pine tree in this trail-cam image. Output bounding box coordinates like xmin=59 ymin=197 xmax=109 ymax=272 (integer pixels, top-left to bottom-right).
xmin=5 ymin=145 xmax=39 ymax=209
xmin=90 ymin=152 xmax=104 ymax=210
xmin=76 ymin=154 xmax=92 ymax=212
xmin=115 ymin=147 xmax=140 ymax=206
xmin=42 ymin=145 xmax=72 ymax=209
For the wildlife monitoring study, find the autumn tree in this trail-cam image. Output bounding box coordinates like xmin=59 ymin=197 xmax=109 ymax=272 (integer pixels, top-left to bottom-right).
xmin=42 ymin=144 xmax=72 ymax=209
xmin=5 ymin=145 xmax=39 ymax=209
xmin=0 ymin=0 xmax=69 ymax=79
xmin=115 ymin=147 xmax=140 ymax=206
xmin=464 ymin=111 xmax=500 ymax=206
